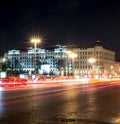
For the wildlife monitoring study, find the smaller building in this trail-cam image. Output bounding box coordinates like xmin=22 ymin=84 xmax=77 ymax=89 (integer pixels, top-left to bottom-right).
xmin=68 ymin=41 xmax=116 ymax=78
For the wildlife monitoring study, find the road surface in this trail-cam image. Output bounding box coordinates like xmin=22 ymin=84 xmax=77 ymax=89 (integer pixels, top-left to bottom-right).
xmin=0 ymin=80 xmax=120 ymax=124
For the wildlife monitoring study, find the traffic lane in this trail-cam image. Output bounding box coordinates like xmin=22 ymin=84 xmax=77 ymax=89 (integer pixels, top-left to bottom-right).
xmin=1 ymin=81 xmax=120 ymax=124
xmin=0 ymin=81 xmax=118 ymax=106
xmin=1 ymin=87 xmax=120 ymax=124
xmin=0 ymin=81 xmax=119 ymax=102
xmin=0 ymin=81 xmax=120 ymax=111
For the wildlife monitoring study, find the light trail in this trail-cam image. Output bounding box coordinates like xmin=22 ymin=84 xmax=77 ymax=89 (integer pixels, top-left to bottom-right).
xmin=0 ymin=81 xmax=120 ymax=107
xmin=0 ymin=81 xmax=115 ymax=101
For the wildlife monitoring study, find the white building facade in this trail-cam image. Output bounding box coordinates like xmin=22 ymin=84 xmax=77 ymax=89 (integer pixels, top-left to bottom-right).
xmin=71 ymin=43 xmax=116 ymax=78
xmin=4 ymin=42 xmax=118 ymax=77
xmin=4 ymin=45 xmax=67 ymax=75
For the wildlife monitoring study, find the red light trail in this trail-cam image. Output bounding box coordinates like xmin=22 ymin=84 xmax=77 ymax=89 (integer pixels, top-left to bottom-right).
xmin=0 ymin=81 xmax=120 ymax=107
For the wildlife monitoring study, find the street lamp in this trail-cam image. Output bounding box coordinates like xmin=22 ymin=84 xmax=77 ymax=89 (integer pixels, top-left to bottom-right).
xmin=65 ymin=51 xmax=72 ymax=76
xmin=69 ymin=53 xmax=77 ymax=76
xmin=2 ymin=58 xmax=7 ymax=72
xmin=66 ymin=51 xmax=77 ymax=76
xmin=110 ymin=66 xmax=113 ymax=78
xmin=88 ymin=58 xmax=96 ymax=78
xmin=31 ymin=38 xmax=41 ymax=75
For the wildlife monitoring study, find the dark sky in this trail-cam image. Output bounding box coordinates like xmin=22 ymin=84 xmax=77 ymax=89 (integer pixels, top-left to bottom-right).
xmin=0 ymin=0 xmax=120 ymax=60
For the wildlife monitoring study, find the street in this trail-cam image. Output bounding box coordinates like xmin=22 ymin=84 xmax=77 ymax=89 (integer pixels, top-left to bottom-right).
xmin=0 ymin=80 xmax=120 ymax=124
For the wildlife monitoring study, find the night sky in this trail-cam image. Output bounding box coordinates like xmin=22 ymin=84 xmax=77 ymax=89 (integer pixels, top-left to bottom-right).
xmin=0 ymin=0 xmax=120 ymax=60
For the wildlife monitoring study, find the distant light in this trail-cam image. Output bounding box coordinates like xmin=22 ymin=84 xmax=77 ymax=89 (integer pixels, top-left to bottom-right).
xmin=2 ymin=58 xmax=6 ymax=62
xmin=70 ymin=53 xmax=77 ymax=58
xmin=88 ymin=58 xmax=96 ymax=64
xmin=31 ymin=39 xmax=41 ymax=43
xmin=110 ymin=66 xmax=113 ymax=69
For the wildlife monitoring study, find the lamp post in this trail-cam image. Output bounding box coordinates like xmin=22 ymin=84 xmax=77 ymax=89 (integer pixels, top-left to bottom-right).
xmin=31 ymin=38 xmax=41 ymax=75
xmin=110 ymin=66 xmax=113 ymax=78
xmin=65 ymin=51 xmax=72 ymax=76
xmin=2 ymin=58 xmax=7 ymax=72
xmin=88 ymin=58 xmax=96 ymax=78
xmin=69 ymin=53 xmax=77 ymax=76
xmin=0 ymin=58 xmax=7 ymax=78
xmin=65 ymin=51 xmax=77 ymax=76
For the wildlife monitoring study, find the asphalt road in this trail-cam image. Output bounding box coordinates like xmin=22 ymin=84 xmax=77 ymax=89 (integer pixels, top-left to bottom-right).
xmin=0 ymin=80 xmax=120 ymax=124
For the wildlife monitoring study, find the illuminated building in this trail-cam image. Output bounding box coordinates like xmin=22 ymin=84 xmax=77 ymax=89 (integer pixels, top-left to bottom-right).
xmin=71 ymin=41 xmax=116 ymax=78
xmin=4 ymin=45 xmax=67 ymax=75
xmin=4 ymin=42 xmax=118 ymax=77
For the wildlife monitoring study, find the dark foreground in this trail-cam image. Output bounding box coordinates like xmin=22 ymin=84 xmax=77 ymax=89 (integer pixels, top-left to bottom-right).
xmin=0 ymin=80 xmax=120 ymax=124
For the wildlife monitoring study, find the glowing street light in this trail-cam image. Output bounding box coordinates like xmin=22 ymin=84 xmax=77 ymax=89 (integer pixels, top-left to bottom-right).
xmin=88 ymin=58 xmax=96 ymax=78
xmin=69 ymin=53 xmax=77 ymax=76
xmin=110 ymin=66 xmax=113 ymax=78
xmin=31 ymin=38 xmax=41 ymax=75
xmin=65 ymin=51 xmax=71 ymax=76
xmin=2 ymin=58 xmax=6 ymax=62
xmin=2 ymin=58 xmax=7 ymax=72
xmin=66 ymin=51 xmax=77 ymax=76
xmin=88 ymin=58 xmax=96 ymax=64
xmin=69 ymin=53 xmax=77 ymax=59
